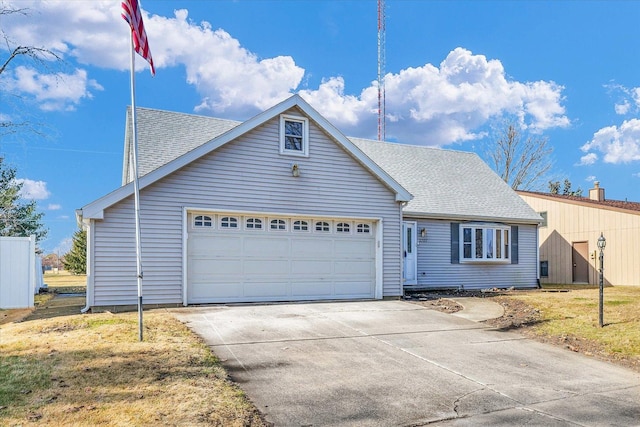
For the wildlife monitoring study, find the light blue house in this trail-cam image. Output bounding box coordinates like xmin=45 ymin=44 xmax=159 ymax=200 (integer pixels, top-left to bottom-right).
xmin=78 ymin=95 xmax=541 ymax=308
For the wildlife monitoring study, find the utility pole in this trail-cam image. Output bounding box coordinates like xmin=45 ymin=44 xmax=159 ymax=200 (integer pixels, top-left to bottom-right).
xmin=377 ymin=0 xmax=386 ymax=141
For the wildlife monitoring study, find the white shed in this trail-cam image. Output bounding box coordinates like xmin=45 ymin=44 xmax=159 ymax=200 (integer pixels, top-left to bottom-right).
xmin=0 ymin=235 xmax=38 ymax=309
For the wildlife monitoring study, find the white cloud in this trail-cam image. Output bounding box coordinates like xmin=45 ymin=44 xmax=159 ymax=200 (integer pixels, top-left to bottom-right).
xmin=605 ymin=83 xmax=640 ymax=115
xmin=1 ymin=2 xmax=570 ymax=145
xmin=577 ymin=153 xmax=598 ymax=166
xmin=4 ymin=67 xmax=103 ymax=111
xmin=615 ymin=100 xmax=631 ymax=115
xmin=585 ymin=175 xmax=597 ymax=182
xmin=48 ymin=204 xmax=62 ymax=210
xmin=302 ymin=48 xmax=570 ymax=145
xmin=16 ymin=179 xmax=50 ymax=200
xmin=581 ymin=119 xmax=640 ymax=164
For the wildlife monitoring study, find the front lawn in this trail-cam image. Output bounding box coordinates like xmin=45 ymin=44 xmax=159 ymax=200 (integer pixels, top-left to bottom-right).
xmin=0 ymin=308 xmax=265 ymax=426
xmin=493 ymin=285 xmax=640 ymax=371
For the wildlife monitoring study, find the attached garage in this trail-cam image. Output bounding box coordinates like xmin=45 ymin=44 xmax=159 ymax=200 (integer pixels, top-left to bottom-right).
xmin=79 ymin=96 xmax=411 ymax=309
xmin=186 ymin=212 xmax=379 ymax=303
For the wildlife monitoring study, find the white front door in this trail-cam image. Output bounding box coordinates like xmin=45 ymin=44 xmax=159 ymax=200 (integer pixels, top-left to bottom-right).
xmin=403 ymin=221 xmax=418 ymax=285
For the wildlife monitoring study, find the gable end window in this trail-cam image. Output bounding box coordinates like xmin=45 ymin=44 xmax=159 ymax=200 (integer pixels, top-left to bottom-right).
xmin=194 ymin=215 xmax=213 ymax=228
xmin=280 ymin=115 xmax=309 ymax=157
xmin=460 ymin=224 xmax=510 ymax=263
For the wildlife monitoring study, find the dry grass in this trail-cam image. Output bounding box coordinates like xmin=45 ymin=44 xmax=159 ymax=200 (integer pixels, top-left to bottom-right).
xmin=0 ymin=308 xmax=265 ymax=426
xmin=43 ymin=272 xmax=86 ymax=294
xmin=500 ymin=286 xmax=640 ymax=368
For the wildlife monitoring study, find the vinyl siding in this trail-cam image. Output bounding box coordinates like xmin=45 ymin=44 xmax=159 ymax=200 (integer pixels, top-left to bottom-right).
xmin=520 ymin=194 xmax=640 ymax=286
xmin=90 ymin=109 xmax=402 ymax=306
xmin=406 ymin=219 xmax=538 ymax=290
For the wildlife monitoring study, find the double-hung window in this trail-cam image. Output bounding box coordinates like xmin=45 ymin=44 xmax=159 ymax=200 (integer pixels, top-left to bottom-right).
xmin=460 ymin=224 xmax=510 ymax=263
xmin=280 ymin=115 xmax=309 ymax=157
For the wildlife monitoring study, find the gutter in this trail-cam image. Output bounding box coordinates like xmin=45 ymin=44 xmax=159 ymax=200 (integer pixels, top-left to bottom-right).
xmin=401 ymin=210 xmax=542 ymax=226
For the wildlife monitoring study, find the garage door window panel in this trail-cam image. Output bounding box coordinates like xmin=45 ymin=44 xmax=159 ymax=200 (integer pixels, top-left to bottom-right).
xmin=356 ymin=223 xmax=371 ymax=233
xmin=336 ymin=222 xmax=351 ymax=233
xmin=315 ymin=221 xmax=331 ymax=232
xmin=220 ymin=216 xmax=239 ymax=229
xmin=194 ymin=215 xmax=213 ymax=228
xmin=293 ymin=220 xmax=309 ymax=232
xmin=246 ymin=218 xmax=263 ymax=230
xmin=270 ymin=219 xmax=287 ymax=231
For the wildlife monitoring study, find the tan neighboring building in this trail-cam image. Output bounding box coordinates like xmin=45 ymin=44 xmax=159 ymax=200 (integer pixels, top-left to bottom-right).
xmin=518 ymin=182 xmax=640 ymax=286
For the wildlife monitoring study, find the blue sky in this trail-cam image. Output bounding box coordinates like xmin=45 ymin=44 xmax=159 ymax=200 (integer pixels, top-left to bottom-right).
xmin=2 ymin=0 xmax=640 ymax=255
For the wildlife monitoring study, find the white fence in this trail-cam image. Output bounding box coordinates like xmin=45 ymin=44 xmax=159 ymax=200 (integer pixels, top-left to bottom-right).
xmin=0 ymin=235 xmax=40 ymax=309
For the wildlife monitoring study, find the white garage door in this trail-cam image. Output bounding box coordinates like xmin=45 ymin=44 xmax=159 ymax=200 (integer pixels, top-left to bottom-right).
xmin=187 ymin=212 xmax=377 ymax=303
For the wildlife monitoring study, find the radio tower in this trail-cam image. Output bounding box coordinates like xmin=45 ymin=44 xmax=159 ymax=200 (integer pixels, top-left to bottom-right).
xmin=377 ymin=0 xmax=386 ymax=141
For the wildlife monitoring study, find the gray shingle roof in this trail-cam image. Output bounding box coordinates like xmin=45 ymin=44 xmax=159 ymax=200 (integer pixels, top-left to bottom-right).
xmin=124 ymin=107 xmax=240 ymax=183
xmin=350 ymin=138 xmax=541 ymax=222
xmin=125 ymin=107 xmax=540 ymax=223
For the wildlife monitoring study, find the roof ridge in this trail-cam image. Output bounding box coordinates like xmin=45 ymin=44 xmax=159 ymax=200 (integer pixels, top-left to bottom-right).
xmin=518 ymin=190 xmax=640 ymax=212
xmin=348 ymin=137 xmax=478 ymax=156
xmin=130 ymin=105 xmax=243 ymax=124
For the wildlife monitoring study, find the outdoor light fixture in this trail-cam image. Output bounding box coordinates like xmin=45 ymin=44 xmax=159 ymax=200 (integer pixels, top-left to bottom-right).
xmin=597 ymin=232 xmax=606 ymax=328
xmin=420 ymin=228 xmax=426 ymax=238
xmin=291 ymin=163 xmax=300 ymax=177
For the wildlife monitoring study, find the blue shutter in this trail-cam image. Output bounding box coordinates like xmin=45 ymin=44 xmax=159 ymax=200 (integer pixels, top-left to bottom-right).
xmin=511 ymin=225 xmax=519 ymax=264
xmin=451 ymin=223 xmax=459 ymax=264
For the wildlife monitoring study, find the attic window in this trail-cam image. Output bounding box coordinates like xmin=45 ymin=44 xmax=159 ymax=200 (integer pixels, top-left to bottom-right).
xmin=280 ymin=115 xmax=309 ymax=157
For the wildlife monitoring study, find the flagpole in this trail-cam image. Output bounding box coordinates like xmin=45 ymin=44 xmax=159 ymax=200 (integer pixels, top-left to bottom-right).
xmin=128 ymin=32 xmax=144 ymax=342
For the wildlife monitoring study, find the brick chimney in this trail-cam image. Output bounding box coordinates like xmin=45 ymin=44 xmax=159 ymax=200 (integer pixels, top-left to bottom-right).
xmin=589 ymin=181 xmax=605 ymax=202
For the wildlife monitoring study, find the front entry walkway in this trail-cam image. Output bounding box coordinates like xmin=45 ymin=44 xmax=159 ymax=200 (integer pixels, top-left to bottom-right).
xmin=172 ymin=301 xmax=640 ymax=426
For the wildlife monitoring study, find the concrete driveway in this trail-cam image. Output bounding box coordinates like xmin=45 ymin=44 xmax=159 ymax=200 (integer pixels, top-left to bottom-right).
xmin=173 ymin=300 xmax=640 ymax=426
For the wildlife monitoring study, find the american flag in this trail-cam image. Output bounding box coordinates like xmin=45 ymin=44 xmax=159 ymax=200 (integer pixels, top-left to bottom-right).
xmin=121 ymin=0 xmax=155 ymax=76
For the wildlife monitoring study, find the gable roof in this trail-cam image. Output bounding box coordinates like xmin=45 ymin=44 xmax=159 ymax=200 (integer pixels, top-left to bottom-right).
xmin=518 ymin=190 xmax=640 ymax=215
xmin=122 ymin=108 xmax=241 ymax=185
xmin=81 ymin=95 xmax=412 ymax=220
xmin=351 ymin=138 xmax=542 ymax=223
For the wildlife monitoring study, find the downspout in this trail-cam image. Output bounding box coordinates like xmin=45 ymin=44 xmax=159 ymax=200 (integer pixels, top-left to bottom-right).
xmin=536 ymin=221 xmax=541 ymax=289
xmin=76 ymin=209 xmax=92 ymax=313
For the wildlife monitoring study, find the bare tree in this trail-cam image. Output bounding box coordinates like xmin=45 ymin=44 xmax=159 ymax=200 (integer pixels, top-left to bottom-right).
xmin=548 ymin=178 xmax=582 ymax=196
xmin=487 ymin=121 xmax=554 ymax=191
xmin=1 ymin=3 xmax=63 ymax=137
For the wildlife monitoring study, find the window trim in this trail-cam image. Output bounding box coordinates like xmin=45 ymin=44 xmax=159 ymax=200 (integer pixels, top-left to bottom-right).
xmin=540 ymin=260 xmax=549 ymax=277
xmin=539 ymin=211 xmax=548 ymax=228
xmin=279 ymin=114 xmax=309 ymax=157
xmin=460 ymin=224 xmax=511 ymax=263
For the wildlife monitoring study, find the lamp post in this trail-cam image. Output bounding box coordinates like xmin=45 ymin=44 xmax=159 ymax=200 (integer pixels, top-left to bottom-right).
xmin=597 ymin=233 xmax=606 ymax=328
